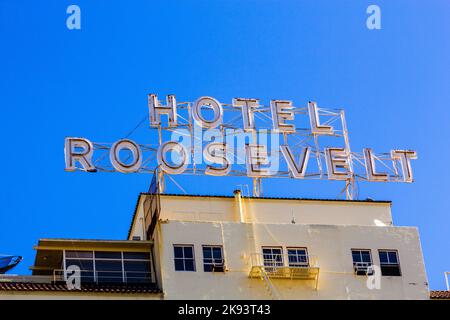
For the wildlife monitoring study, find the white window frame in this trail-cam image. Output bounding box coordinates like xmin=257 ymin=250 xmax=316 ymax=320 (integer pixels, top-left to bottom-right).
xmin=287 ymin=247 xmax=309 ymax=267
xmin=173 ymin=244 xmax=196 ymax=272
xmin=202 ymin=245 xmax=225 ymax=272
xmin=63 ymin=250 xmax=153 ymax=283
xmin=378 ymin=249 xmax=401 ymax=276
xmin=262 ymin=247 xmax=284 ymax=269
xmin=351 ymin=249 xmax=373 ymax=275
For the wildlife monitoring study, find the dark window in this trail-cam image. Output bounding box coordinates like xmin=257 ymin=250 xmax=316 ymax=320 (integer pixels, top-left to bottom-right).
xmin=202 ymin=246 xmax=224 ymax=272
xmin=379 ymin=250 xmax=401 ymax=276
xmin=66 ymin=251 xmax=93 ymax=259
xmin=173 ymin=245 xmax=195 ymax=271
xmin=351 ymin=249 xmax=373 ymax=275
xmin=123 ymin=252 xmax=151 ymax=260
xmin=64 ymin=250 xmax=153 ymax=284
xmin=124 ymin=260 xmax=152 ymax=283
xmin=287 ymin=248 xmax=309 ymax=267
xmin=65 ymin=259 xmax=94 ymax=283
xmin=95 ymin=252 xmax=122 ymax=259
xmin=262 ymin=247 xmax=283 ymax=273
xmin=95 ymin=260 xmax=123 ymax=283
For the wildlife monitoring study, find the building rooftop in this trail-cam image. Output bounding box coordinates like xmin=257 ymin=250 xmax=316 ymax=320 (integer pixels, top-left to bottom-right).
xmin=145 ymin=193 xmax=392 ymax=203
xmin=430 ymin=290 xmax=450 ymax=300
xmin=0 ymin=282 xmax=161 ymax=295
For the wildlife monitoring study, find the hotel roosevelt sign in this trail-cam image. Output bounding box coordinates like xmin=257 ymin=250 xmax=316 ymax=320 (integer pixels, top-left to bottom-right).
xmin=64 ymin=94 xmax=417 ymax=196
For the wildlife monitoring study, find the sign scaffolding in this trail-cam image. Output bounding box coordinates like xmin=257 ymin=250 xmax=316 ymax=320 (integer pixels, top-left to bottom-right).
xmin=64 ymin=95 xmax=417 ymax=199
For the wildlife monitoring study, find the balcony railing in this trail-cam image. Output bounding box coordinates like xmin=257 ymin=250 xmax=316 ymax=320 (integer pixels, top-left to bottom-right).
xmin=53 ymin=269 xmax=155 ymax=285
xmin=248 ymin=253 xmax=320 ymax=288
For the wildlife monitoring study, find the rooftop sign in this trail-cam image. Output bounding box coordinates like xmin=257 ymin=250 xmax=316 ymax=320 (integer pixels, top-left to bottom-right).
xmin=64 ymin=95 xmax=417 ymax=197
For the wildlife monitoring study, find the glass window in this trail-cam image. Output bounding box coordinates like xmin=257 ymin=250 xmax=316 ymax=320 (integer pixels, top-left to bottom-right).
xmin=202 ymin=246 xmax=224 ymax=272
xmin=173 ymin=245 xmax=195 ymax=271
xmin=123 ymin=252 xmax=151 ymax=260
xmin=287 ymin=248 xmax=309 ymax=267
xmin=124 ymin=260 xmax=151 ymax=283
xmin=379 ymin=251 xmax=388 ymax=263
xmin=95 ymin=252 xmax=121 ymax=259
xmin=95 ymin=260 xmax=123 ymax=283
xmin=65 ymin=259 xmax=94 ymax=283
xmin=388 ymin=251 xmax=398 ymax=264
xmin=262 ymin=247 xmax=283 ymax=270
xmin=66 ymin=251 xmax=93 ymax=259
xmin=379 ymin=250 xmax=401 ymax=276
xmin=351 ymin=249 xmax=373 ymax=276
xmin=64 ymin=250 xmax=153 ymax=284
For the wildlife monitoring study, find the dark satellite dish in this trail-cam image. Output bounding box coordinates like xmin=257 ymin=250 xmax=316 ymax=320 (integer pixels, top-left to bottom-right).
xmin=0 ymin=255 xmax=22 ymax=274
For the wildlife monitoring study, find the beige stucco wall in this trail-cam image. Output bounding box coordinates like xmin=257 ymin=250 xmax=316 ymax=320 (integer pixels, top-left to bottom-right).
xmin=156 ymin=220 xmax=428 ymax=300
xmin=129 ymin=195 xmax=394 ymax=242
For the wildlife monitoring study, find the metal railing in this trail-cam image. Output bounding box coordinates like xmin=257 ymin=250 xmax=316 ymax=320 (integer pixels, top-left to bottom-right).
xmin=248 ymin=253 xmax=320 ymax=289
xmin=53 ymin=269 xmax=155 ymax=284
xmin=249 ymin=253 xmax=319 ymax=270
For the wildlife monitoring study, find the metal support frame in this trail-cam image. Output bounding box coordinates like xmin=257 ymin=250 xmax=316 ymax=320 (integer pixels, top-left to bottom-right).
xmin=79 ymin=99 xmax=411 ymax=198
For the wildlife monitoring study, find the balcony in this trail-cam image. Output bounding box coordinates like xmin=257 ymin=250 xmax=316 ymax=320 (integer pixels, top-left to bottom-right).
xmin=52 ymin=269 xmax=154 ymax=284
xmin=248 ymin=253 xmax=320 ymax=289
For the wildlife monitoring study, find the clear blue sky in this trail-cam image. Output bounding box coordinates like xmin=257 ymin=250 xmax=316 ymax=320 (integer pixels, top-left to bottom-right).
xmin=0 ymin=0 xmax=449 ymax=290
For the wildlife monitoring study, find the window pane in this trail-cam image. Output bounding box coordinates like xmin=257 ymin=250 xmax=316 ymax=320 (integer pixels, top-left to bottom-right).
xmin=352 ymin=252 xmax=361 ymax=263
xmin=212 ymin=248 xmax=222 ymax=259
xmin=174 ymin=246 xmax=183 ymax=258
xmin=388 ymin=252 xmax=398 ymax=264
xmin=272 ymin=249 xmax=282 ymax=255
xmin=126 ymin=272 xmax=152 ymax=284
xmin=184 ymin=259 xmax=195 ymax=271
xmin=123 ymin=252 xmax=151 ymax=260
xmin=95 ymin=252 xmax=121 ymax=259
xmin=95 ymin=260 xmax=122 ymax=272
xmin=65 ymin=259 xmax=93 ymax=271
xmin=379 ymin=251 xmax=388 ymax=263
xmin=381 ymin=265 xmax=401 ymax=276
xmin=203 ymin=247 xmax=212 ymax=258
xmin=361 ymin=252 xmax=371 ymax=263
xmin=124 ymin=261 xmax=150 ymax=272
xmin=184 ymin=247 xmax=194 ymax=259
xmin=204 ymin=264 xmax=213 ymax=272
xmin=174 ymin=258 xmax=184 ymax=271
xmin=80 ymin=270 xmax=95 ymax=283
xmin=66 ymin=251 xmax=93 ymax=259
xmin=97 ymin=272 xmax=123 ymax=283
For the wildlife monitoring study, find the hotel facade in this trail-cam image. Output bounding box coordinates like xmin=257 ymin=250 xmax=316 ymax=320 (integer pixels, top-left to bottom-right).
xmin=0 ymin=191 xmax=431 ymax=300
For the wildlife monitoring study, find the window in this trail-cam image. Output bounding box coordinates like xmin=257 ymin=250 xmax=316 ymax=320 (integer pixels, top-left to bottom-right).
xmin=379 ymin=250 xmax=401 ymax=276
xmin=174 ymin=245 xmax=195 ymax=271
xmin=64 ymin=250 xmax=153 ymax=284
xmin=202 ymin=246 xmax=224 ymax=272
xmin=287 ymin=248 xmax=309 ymax=267
xmin=65 ymin=250 xmax=95 ymax=283
xmin=123 ymin=252 xmax=152 ymax=283
xmin=351 ymin=249 xmax=373 ymax=275
xmin=262 ymin=247 xmax=283 ymax=272
xmin=94 ymin=252 xmax=123 ymax=283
